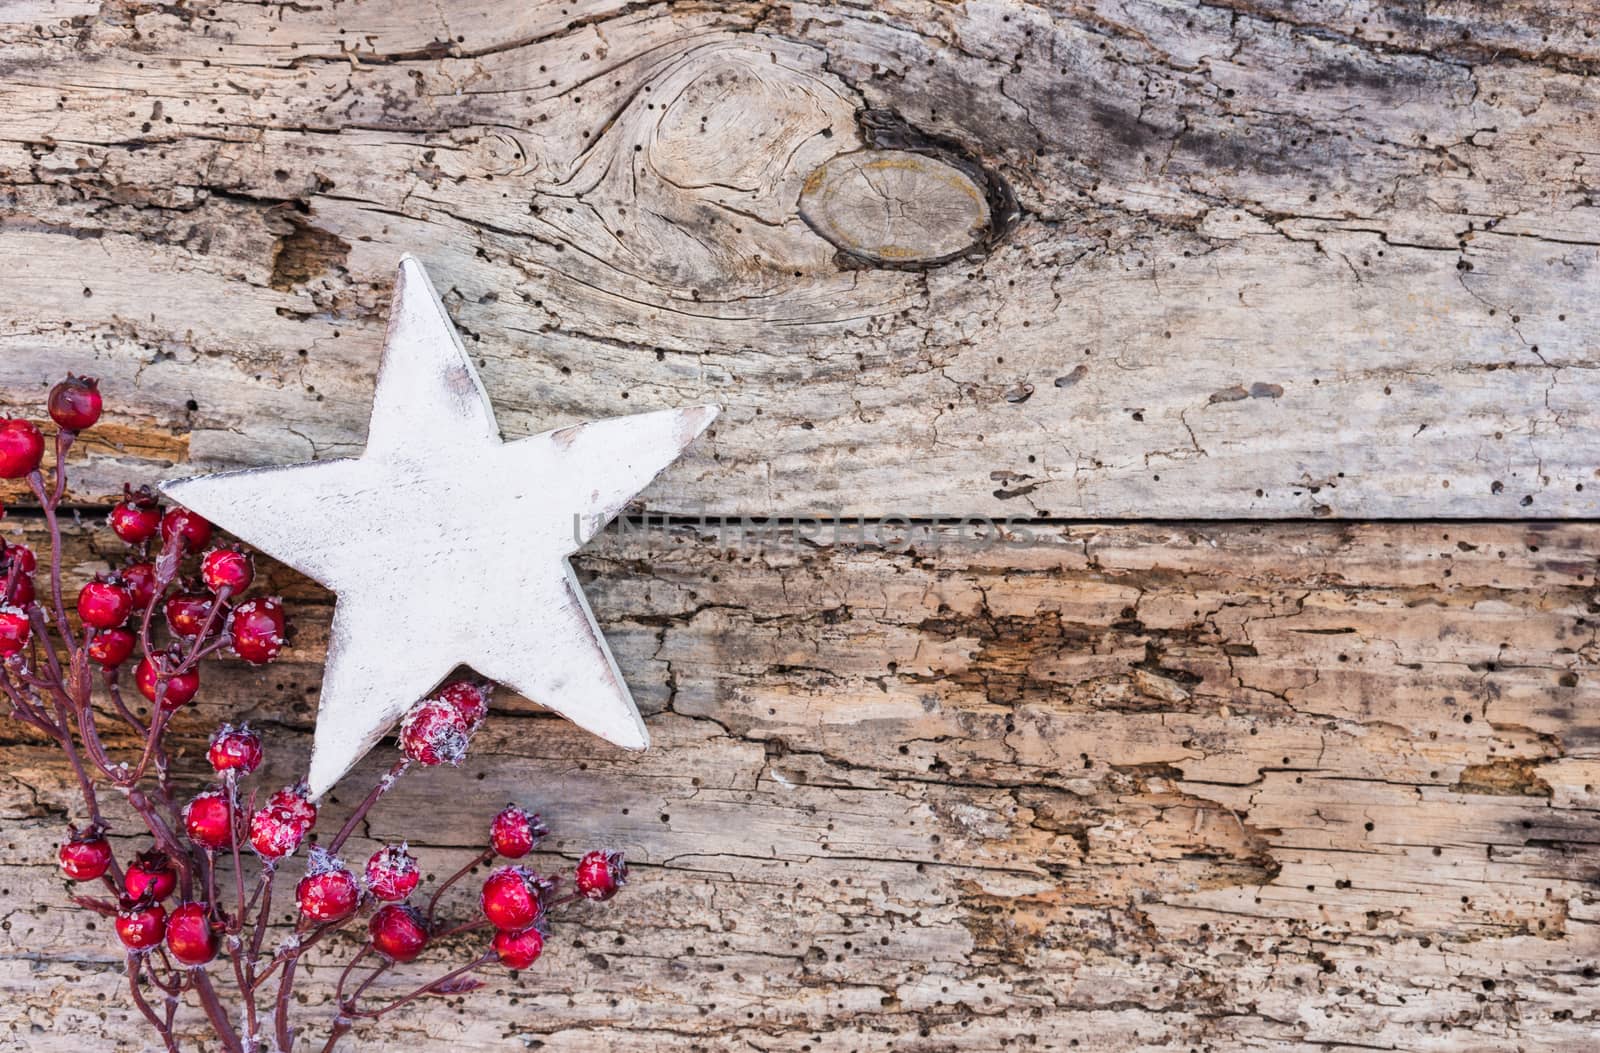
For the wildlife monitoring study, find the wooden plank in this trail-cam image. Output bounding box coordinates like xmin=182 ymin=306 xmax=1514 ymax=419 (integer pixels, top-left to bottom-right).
xmin=1 ymin=518 xmax=1597 ymax=1050
xmin=2 ymin=2 xmax=1598 ymax=516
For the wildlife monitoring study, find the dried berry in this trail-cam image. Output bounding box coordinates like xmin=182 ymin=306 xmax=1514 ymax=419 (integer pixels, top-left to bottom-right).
xmin=124 ymin=850 xmax=178 ymax=902
xmin=399 ymin=699 xmax=470 ymax=767
xmin=200 ymin=547 xmax=254 ymax=594
xmin=58 ymin=827 xmax=113 ymax=881
xmin=492 ymin=925 xmax=545 ymax=969
xmin=364 ymin=844 xmax=420 ymax=902
xmin=160 ymin=507 xmax=213 ymax=552
xmin=78 ymin=578 xmax=134 ymax=630
xmin=489 ymin=805 xmax=548 ymax=859
xmin=86 ymin=628 xmax=136 ymax=668
xmin=229 ymin=597 xmax=286 ymax=664
xmin=165 ymin=902 xmax=219 ymax=965
xmin=115 ymin=902 xmax=167 ymax=951
xmin=207 ymin=724 xmax=263 ymax=775
xmin=574 ymin=850 xmax=628 ymax=902
xmin=48 ymin=375 xmax=102 ymax=432
xmin=369 ymin=904 xmax=429 ymax=963
xmin=184 ymin=791 xmax=234 ymax=850
xmin=0 ymin=419 xmax=44 ymax=479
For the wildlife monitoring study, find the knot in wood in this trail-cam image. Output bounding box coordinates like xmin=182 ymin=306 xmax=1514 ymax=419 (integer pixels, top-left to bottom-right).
xmin=798 ymin=149 xmax=993 ymax=268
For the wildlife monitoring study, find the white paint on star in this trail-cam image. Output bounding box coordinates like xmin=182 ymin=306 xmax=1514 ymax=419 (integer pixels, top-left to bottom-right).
xmin=162 ymin=256 xmax=717 ymax=797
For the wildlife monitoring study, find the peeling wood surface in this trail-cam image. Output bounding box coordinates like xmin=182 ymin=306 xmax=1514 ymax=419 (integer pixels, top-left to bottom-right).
xmin=2 ymin=0 xmax=1600 ymax=1050
xmin=2 ymin=519 xmax=1600 ymax=1051
xmin=1 ymin=0 xmax=1598 ymax=516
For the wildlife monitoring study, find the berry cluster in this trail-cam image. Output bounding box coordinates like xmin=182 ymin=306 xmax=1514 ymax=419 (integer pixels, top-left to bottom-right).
xmin=3 ymin=380 xmax=629 ymax=1052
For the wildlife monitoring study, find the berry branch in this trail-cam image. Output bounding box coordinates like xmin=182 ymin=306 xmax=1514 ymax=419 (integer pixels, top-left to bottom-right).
xmin=1 ymin=378 xmax=629 ymax=1051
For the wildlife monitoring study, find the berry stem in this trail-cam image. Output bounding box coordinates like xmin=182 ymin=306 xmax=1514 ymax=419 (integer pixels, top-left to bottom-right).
xmin=326 ymin=757 xmax=411 ymax=854
xmin=126 ymin=955 xmax=182 ymax=1053
xmin=425 ymin=848 xmax=494 ymax=925
xmin=347 ymin=952 xmax=495 ymax=1021
xmin=26 ymin=465 xmax=78 ymax=654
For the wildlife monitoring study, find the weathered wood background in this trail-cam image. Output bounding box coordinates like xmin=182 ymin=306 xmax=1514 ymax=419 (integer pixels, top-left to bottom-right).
xmin=2 ymin=0 xmax=1599 ymax=1050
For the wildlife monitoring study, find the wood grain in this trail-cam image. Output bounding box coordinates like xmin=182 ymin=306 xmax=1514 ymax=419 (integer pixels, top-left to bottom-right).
xmin=1 ymin=0 xmax=1597 ymax=516
xmin=2 ymin=0 xmax=1599 ymax=1049
xmin=2 ymin=518 xmax=1598 ymax=1050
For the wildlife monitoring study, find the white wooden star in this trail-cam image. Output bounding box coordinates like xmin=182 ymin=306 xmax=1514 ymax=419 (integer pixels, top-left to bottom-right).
xmin=162 ymin=257 xmax=717 ymax=798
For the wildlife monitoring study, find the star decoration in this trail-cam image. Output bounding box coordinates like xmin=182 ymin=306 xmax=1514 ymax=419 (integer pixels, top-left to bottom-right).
xmin=162 ymin=257 xmax=717 ymax=797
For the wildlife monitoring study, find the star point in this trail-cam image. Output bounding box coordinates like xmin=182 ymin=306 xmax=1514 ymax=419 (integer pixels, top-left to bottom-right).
xmin=161 ymin=258 xmax=716 ymax=798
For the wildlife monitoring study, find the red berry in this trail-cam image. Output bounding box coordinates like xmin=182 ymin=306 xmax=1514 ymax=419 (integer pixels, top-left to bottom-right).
xmin=207 ymin=724 xmax=262 ymax=775
xmin=4 ymin=573 xmax=33 ymax=608
xmin=165 ymin=902 xmax=219 ymax=966
xmin=135 ymin=654 xmax=200 ymax=710
xmin=434 ymin=680 xmax=491 ymax=731
xmin=184 ymin=790 xmax=234 ymax=850
xmin=399 ymin=699 xmax=470 ymax=767
xmin=109 ymin=489 xmax=162 ymax=545
xmin=0 ymin=420 xmax=44 ymax=479
xmin=116 ymin=902 xmax=167 ymax=951
xmin=87 ymin=628 xmax=136 ymax=668
xmin=200 ymin=547 xmax=254 ymax=594
xmin=6 ymin=544 xmax=35 ymax=574
xmin=229 ymin=597 xmax=285 ymax=664
xmin=480 ymin=867 xmax=549 ymax=931
xmin=48 ymin=375 xmax=102 ymax=432
xmin=124 ymin=850 xmax=178 ymax=902
xmin=296 ymin=851 xmax=360 ymax=922
xmin=364 ymin=844 xmax=420 ymax=902
xmin=492 ymin=925 xmax=545 ymax=969
xmin=0 ymin=607 xmax=31 ymax=656
xmin=248 ymin=786 xmax=316 ymax=859
xmin=164 ymin=590 xmax=215 ymax=639
xmin=160 ymin=508 xmax=212 ymax=551
xmin=77 ymin=578 xmax=133 ymax=630
xmin=369 ymin=904 xmax=429 ymax=963
xmin=489 ymin=806 xmax=548 ymax=859
xmin=574 ymin=850 xmax=628 ymax=902
xmin=58 ymin=827 xmax=113 ymax=881
xmin=121 ymin=561 xmax=159 ymax=608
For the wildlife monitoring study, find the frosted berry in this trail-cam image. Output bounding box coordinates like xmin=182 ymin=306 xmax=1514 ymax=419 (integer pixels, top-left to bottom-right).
xmin=58 ymin=826 xmax=113 ymax=881
xmin=115 ymin=902 xmax=167 ymax=951
xmin=160 ymin=507 xmax=212 ymax=551
xmin=369 ymin=904 xmax=429 ymax=963
xmin=399 ymin=699 xmax=469 ymax=767
xmin=184 ymin=790 xmax=234 ymax=850
xmin=0 ymin=419 xmax=44 ymax=479
xmin=365 ymin=844 xmax=420 ymax=902
xmin=249 ymin=786 xmax=316 ymax=859
xmin=296 ymin=851 xmax=359 ymax=922
xmin=121 ymin=561 xmax=159 ymax=608
xmin=109 ymin=488 xmax=162 ymax=545
xmin=200 ymin=547 xmax=254 ymax=594
xmin=480 ymin=866 xmax=549 ymax=931
xmin=574 ymin=850 xmax=628 ymax=902
xmin=492 ymin=925 xmax=545 ymax=969
xmin=87 ymin=628 xmax=136 ymax=668
xmin=165 ymin=902 xmax=219 ymax=966
xmin=3 ymin=572 xmax=32 ymax=608
xmin=135 ymin=654 xmax=200 ymax=710
xmin=489 ymin=805 xmax=548 ymax=859
xmin=0 ymin=607 xmax=31 ymax=657
xmin=77 ymin=578 xmax=133 ymax=630
xmin=5 ymin=544 xmax=35 ymax=574
xmin=48 ymin=375 xmax=102 ymax=432
xmin=229 ymin=597 xmax=285 ymax=664
xmin=164 ymin=590 xmax=215 ymax=639
xmin=207 ymin=724 xmax=262 ymax=775
xmin=124 ymin=850 xmax=178 ymax=902
xmin=434 ymin=679 xmax=491 ymax=731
